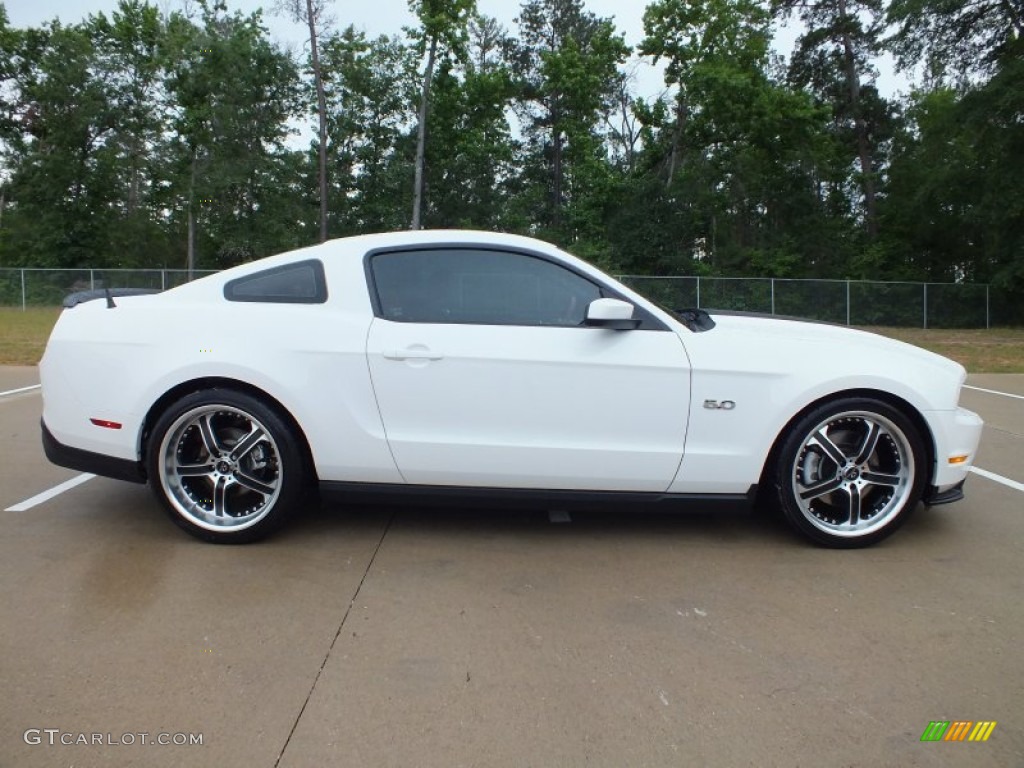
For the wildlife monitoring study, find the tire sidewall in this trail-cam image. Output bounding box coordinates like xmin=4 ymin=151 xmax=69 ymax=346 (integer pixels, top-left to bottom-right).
xmin=774 ymin=397 xmax=928 ymax=548
xmin=146 ymin=388 xmax=305 ymax=543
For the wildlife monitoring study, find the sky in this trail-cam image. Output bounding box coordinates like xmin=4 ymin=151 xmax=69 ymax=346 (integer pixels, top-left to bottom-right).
xmin=5 ymin=0 xmax=670 ymax=100
xmin=3 ymin=0 xmax=906 ymax=102
xmin=7 ymin=0 xmax=646 ymax=44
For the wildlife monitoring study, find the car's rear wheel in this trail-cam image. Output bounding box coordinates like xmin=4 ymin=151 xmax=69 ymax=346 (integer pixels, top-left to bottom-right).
xmin=147 ymin=389 xmax=305 ymax=543
xmin=773 ymin=398 xmax=927 ymax=548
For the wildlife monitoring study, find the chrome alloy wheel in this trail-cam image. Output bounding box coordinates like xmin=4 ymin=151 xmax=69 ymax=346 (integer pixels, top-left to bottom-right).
xmin=790 ymin=410 xmax=914 ymax=538
xmin=157 ymin=404 xmax=283 ymax=532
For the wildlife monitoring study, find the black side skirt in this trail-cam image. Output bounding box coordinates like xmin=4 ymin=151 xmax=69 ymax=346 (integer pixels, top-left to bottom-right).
xmin=38 ymin=423 xmax=761 ymax=510
xmin=41 ymin=420 xmax=147 ymax=484
xmin=319 ymin=480 xmax=757 ymax=512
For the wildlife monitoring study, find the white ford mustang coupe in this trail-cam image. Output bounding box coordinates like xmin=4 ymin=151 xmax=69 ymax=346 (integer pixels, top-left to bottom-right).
xmin=40 ymin=230 xmax=983 ymax=546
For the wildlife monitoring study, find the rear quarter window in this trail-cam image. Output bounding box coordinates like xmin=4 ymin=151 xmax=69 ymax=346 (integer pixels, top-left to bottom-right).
xmin=224 ymin=259 xmax=327 ymax=304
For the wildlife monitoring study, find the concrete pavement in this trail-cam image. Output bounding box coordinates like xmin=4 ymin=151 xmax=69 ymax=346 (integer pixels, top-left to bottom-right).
xmin=1 ymin=367 xmax=1021 ymax=767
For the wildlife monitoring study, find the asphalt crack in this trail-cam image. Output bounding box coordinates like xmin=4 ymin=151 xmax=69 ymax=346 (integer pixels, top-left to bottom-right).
xmin=985 ymin=425 xmax=1023 ymax=440
xmin=273 ymin=509 xmax=397 ymax=767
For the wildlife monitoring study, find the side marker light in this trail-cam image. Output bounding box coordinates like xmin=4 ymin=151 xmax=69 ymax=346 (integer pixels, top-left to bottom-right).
xmin=90 ymin=418 xmax=123 ymax=430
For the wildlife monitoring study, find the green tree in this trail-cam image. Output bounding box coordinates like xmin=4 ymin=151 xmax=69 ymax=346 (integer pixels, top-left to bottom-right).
xmin=642 ymin=0 xmax=768 ymax=186
xmin=0 ymin=19 xmax=121 ymax=268
xmin=276 ymin=0 xmax=332 ymax=242
xmin=635 ymin=0 xmax=830 ymax=277
xmin=318 ymin=26 xmax=415 ymax=233
xmin=424 ymin=14 xmax=518 ymax=230
xmin=887 ymin=0 xmax=1023 ymax=83
xmin=883 ymin=0 xmax=1023 ymax=316
xmin=407 ymin=0 xmax=476 ymax=230
xmin=512 ymin=0 xmax=628 ymax=246
xmin=163 ymin=1 xmax=300 ymax=270
xmin=881 ymin=41 xmax=1024 ymax=314
xmin=881 ymin=89 xmax=974 ymax=281
xmin=776 ymin=0 xmax=890 ymax=241
xmin=0 ymin=5 xmax=22 ymax=235
xmin=84 ymin=1 xmax=175 ymax=267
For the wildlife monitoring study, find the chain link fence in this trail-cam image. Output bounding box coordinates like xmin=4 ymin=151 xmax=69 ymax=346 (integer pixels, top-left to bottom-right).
xmin=0 ymin=269 xmax=217 ymax=308
xmin=620 ymin=276 xmax=1004 ymax=329
xmin=0 ymin=267 xmax=1010 ymax=328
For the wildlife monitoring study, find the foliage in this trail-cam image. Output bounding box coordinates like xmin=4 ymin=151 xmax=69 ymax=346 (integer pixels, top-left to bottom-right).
xmin=881 ymin=39 xmax=1024 ymax=300
xmin=424 ymin=15 xmax=519 ymax=231
xmin=886 ymin=0 xmax=1023 ymax=83
xmin=319 ymin=26 xmax=416 ymax=233
xmin=511 ymin=0 xmax=629 ymax=247
xmin=0 ymin=0 xmax=1018 ymax=324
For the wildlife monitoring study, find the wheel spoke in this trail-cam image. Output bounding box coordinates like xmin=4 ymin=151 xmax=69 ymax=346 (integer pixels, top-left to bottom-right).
xmin=845 ymin=485 xmax=862 ymax=526
xmin=229 ymin=425 xmax=265 ymax=462
xmin=177 ymin=461 xmax=214 ymax=477
xmin=197 ymin=414 xmax=221 ymax=456
xmin=811 ymin=429 xmax=847 ymax=465
xmin=854 ymin=422 xmax=881 ymax=465
xmin=234 ymin=470 xmax=276 ymax=498
xmin=160 ymin=402 xmax=288 ymax=532
xmin=799 ymin=475 xmax=843 ymax=501
xmin=862 ymin=471 xmax=901 ymax=488
xmin=212 ymin=476 xmax=229 ymax=517
xmin=788 ymin=407 xmax=919 ymax=539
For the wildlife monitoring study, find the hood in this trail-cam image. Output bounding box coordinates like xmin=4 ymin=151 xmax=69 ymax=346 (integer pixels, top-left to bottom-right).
xmin=677 ymin=311 xmax=968 ymax=412
xmin=710 ymin=312 xmax=957 ymax=368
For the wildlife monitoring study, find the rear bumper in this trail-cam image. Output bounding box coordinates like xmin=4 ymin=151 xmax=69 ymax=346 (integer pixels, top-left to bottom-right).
xmin=41 ymin=419 xmax=146 ymax=484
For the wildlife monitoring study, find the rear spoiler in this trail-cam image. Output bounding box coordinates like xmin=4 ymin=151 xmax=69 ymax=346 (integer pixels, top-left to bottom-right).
xmin=63 ymin=288 xmax=161 ymax=309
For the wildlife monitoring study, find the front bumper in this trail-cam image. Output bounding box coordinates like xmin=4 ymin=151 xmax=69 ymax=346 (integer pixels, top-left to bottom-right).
xmin=926 ymin=406 xmax=984 ymax=490
xmin=923 ymin=480 xmax=965 ymax=506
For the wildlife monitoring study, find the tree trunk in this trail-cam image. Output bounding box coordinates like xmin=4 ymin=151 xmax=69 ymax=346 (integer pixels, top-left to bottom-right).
xmin=552 ymin=101 xmax=563 ymax=230
xmin=187 ymin=206 xmax=195 ymax=277
xmin=187 ymin=151 xmax=197 ymax=278
xmin=838 ymin=0 xmax=877 ymax=239
xmin=128 ymin=134 xmax=143 ymax=215
xmin=307 ymin=0 xmax=329 ymax=243
xmin=412 ymin=35 xmax=438 ymax=231
xmin=666 ymin=95 xmax=688 ymax=189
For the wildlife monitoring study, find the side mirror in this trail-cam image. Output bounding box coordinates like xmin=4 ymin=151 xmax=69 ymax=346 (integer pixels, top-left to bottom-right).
xmin=585 ymin=298 xmax=641 ymax=330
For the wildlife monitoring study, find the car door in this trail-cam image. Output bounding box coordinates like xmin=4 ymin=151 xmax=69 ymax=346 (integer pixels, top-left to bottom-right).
xmin=364 ymin=246 xmax=691 ymax=492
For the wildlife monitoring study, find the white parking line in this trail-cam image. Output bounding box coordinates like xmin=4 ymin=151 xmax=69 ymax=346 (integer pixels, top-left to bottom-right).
xmin=4 ymin=473 xmax=95 ymax=512
xmin=963 ymin=385 xmax=1024 ymax=401
xmin=0 ymin=384 xmax=41 ymax=398
xmin=969 ymin=466 xmax=1024 ymax=493
xmin=2 ymin=466 xmax=1019 ymax=514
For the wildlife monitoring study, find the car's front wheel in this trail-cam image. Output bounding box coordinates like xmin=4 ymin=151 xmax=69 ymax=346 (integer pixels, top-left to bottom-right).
xmin=147 ymin=389 xmax=306 ymax=543
xmin=773 ymin=398 xmax=927 ymax=548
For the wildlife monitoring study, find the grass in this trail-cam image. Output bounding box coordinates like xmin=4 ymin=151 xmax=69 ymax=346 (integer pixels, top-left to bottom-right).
xmin=0 ymin=307 xmax=62 ymax=366
xmin=863 ymin=326 xmax=1024 ymax=374
xmin=1 ymin=305 xmax=1021 ymax=372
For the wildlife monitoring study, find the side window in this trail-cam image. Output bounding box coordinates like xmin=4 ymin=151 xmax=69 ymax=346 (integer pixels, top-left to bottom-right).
xmin=370 ymin=249 xmax=602 ymax=326
xmin=224 ymin=259 xmax=327 ymax=304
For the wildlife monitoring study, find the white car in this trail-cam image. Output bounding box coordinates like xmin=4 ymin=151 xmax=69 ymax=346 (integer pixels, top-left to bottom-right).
xmin=40 ymin=230 xmax=983 ymax=547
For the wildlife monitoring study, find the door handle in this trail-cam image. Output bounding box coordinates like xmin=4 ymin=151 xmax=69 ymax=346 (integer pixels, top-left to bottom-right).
xmin=383 ymin=347 xmax=444 ymax=361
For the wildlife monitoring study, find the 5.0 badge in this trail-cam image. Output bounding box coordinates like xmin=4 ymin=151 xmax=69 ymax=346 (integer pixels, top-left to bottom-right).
xmin=703 ymin=399 xmax=736 ymax=410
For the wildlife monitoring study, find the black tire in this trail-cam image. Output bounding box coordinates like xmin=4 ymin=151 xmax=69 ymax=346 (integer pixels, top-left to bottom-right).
xmin=146 ymin=388 xmax=306 ymax=543
xmin=772 ymin=397 xmax=927 ymax=548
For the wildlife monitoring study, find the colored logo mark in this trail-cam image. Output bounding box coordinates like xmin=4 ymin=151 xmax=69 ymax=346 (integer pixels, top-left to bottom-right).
xmin=920 ymin=721 xmax=997 ymax=742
